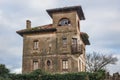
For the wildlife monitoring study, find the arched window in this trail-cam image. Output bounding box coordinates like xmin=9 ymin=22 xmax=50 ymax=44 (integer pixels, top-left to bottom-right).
xmin=58 ymin=18 xmax=71 ymax=26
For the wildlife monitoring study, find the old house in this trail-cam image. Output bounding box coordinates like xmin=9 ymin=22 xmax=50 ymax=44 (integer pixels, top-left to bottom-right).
xmin=17 ymin=6 xmax=90 ymax=73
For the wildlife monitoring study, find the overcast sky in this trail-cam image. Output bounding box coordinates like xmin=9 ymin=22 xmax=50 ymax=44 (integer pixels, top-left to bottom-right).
xmin=0 ymin=0 xmax=120 ymax=74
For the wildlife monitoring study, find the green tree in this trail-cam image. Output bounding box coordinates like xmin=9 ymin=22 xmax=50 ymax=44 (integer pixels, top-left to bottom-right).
xmin=0 ymin=64 xmax=9 ymax=77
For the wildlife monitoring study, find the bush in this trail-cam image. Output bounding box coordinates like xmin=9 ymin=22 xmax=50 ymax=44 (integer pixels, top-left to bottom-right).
xmin=42 ymin=72 xmax=88 ymax=80
xmin=9 ymin=69 xmax=46 ymax=80
xmin=88 ymin=70 xmax=105 ymax=80
xmin=0 ymin=76 xmax=12 ymax=80
xmin=8 ymin=70 xmax=105 ymax=80
xmin=0 ymin=65 xmax=106 ymax=80
xmin=0 ymin=64 xmax=9 ymax=78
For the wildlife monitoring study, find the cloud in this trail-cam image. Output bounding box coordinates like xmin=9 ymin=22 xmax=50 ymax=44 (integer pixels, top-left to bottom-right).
xmin=81 ymin=1 xmax=120 ymax=55
xmin=11 ymin=67 xmax=22 ymax=74
xmin=0 ymin=0 xmax=58 ymax=74
xmin=0 ymin=0 xmax=120 ymax=74
xmin=107 ymin=54 xmax=120 ymax=74
xmin=27 ymin=0 xmax=57 ymax=9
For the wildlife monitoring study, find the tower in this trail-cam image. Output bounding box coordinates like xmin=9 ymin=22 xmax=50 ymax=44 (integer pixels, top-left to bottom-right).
xmin=17 ymin=6 xmax=90 ymax=73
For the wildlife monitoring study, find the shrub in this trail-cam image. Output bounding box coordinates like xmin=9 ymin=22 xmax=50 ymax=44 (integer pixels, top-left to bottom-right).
xmin=41 ymin=72 xmax=89 ymax=80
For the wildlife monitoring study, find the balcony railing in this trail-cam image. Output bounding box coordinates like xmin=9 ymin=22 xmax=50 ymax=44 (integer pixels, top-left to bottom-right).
xmin=71 ymin=44 xmax=83 ymax=54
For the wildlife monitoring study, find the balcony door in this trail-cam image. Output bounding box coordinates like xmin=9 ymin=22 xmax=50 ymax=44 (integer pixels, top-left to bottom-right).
xmin=72 ymin=38 xmax=77 ymax=53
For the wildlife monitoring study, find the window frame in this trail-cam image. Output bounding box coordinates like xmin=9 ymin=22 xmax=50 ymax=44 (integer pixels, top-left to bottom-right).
xmin=62 ymin=38 xmax=67 ymax=48
xmin=72 ymin=38 xmax=77 ymax=45
xmin=71 ymin=38 xmax=78 ymax=53
xmin=33 ymin=60 xmax=39 ymax=70
xmin=58 ymin=18 xmax=71 ymax=26
xmin=33 ymin=40 xmax=39 ymax=50
xmin=62 ymin=60 xmax=68 ymax=71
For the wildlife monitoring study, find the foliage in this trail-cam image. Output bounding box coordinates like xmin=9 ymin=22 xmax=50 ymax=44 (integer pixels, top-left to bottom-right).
xmin=31 ymin=69 xmax=46 ymax=75
xmin=41 ymin=72 xmax=88 ymax=80
xmin=0 ymin=64 xmax=10 ymax=78
xmin=0 ymin=64 xmax=106 ymax=80
xmin=9 ymin=69 xmax=46 ymax=80
xmin=86 ymin=52 xmax=118 ymax=72
xmin=88 ymin=69 xmax=106 ymax=80
xmin=0 ymin=77 xmax=12 ymax=80
xmin=42 ymin=71 xmax=106 ymax=80
xmin=0 ymin=63 xmax=108 ymax=80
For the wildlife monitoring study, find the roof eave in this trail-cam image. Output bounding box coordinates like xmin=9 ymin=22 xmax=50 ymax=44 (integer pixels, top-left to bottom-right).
xmin=16 ymin=28 xmax=57 ymax=37
xmin=46 ymin=5 xmax=85 ymax=20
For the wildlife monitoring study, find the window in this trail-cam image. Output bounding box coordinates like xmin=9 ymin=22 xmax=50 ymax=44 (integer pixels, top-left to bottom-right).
xmin=62 ymin=60 xmax=68 ymax=70
xmin=48 ymin=44 xmax=52 ymax=54
xmin=72 ymin=38 xmax=77 ymax=45
xmin=33 ymin=61 xmax=38 ymax=70
xmin=33 ymin=40 xmax=39 ymax=50
xmin=58 ymin=18 xmax=71 ymax=26
xmin=71 ymin=38 xmax=77 ymax=53
xmin=62 ymin=38 xmax=67 ymax=47
xmin=47 ymin=60 xmax=51 ymax=66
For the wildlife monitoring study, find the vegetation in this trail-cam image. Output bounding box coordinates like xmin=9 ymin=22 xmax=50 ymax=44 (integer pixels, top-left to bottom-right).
xmin=86 ymin=52 xmax=118 ymax=72
xmin=0 ymin=64 xmax=106 ymax=80
xmin=0 ymin=52 xmax=118 ymax=80
xmin=0 ymin=64 xmax=11 ymax=80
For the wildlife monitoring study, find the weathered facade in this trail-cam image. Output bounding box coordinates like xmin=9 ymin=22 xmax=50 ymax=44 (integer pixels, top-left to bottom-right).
xmin=17 ymin=6 xmax=90 ymax=73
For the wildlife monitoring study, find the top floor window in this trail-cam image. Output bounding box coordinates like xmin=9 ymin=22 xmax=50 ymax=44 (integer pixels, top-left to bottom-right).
xmin=58 ymin=18 xmax=71 ymax=26
xmin=33 ymin=40 xmax=39 ymax=50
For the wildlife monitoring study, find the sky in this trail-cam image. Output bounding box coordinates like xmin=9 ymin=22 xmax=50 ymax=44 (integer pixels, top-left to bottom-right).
xmin=0 ymin=0 xmax=120 ymax=74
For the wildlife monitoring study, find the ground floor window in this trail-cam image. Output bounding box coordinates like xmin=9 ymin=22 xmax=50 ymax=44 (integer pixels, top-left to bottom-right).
xmin=62 ymin=60 xmax=68 ymax=70
xmin=33 ymin=61 xmax=38 ymax=70
xmin=47 ymin=60 xmax=51 ymax=66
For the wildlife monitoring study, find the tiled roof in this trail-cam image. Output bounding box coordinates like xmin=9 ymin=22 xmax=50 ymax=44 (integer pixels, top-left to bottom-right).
xmin=16 ymin=24 xmax=56 ymax=36
xmin=38 ymin=24 xmax=53 ymax=29
xmin=17 ymin=23 xmax=90 ymax=45
xmin=47 ymin=5 xmax=85 ymax=20
xmin=80 ymin=32 xmax=90 ymax=45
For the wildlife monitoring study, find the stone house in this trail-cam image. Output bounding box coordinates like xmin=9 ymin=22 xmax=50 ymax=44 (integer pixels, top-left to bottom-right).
xmin=17 ymin=5 xmax=90 ymax=73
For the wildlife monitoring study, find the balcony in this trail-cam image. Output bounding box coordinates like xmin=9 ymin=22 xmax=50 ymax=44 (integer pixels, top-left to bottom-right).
xmin=71 ymin=44 xmax=83 ymax=54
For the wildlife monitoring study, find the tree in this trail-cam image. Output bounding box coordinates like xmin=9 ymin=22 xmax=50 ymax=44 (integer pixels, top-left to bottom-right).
xmin=0 ymin=64 xmax=10 ymax=77
xmin=0 ymin=64 xmax=11 ymax=80
xmin=86 ymin=52 xmax=118 ymax=72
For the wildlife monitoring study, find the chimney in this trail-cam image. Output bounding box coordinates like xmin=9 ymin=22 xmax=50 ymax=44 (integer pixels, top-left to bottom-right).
xmin=26 ymin=20 xmax=31 ymax=29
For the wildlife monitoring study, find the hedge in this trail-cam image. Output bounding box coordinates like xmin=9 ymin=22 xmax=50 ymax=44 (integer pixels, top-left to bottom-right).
xmin=1 ymin=69 xmax=105 ymax=80
xmin=41 ymin=72 xmax=89 ymax=80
